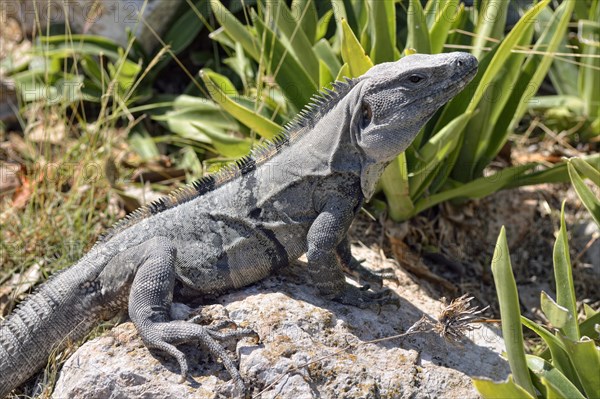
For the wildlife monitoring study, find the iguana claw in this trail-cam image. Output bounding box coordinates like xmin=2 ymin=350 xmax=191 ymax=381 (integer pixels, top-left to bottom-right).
xmin=329 ymin=284 xmax=399 ymax=309
xmin=139 ymin=319 xmax=256 ymax=393
xmin=343 ymin=257 xmax=397 ymax=285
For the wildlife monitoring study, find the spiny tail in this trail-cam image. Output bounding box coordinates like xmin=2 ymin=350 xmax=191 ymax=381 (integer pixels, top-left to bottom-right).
xmin=0 ymin=257 xmax=114 ymax=397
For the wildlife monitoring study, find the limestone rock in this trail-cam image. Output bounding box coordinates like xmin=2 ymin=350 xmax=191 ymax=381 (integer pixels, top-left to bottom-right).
xmin=53 ymin=246 xmax=509 ymax=398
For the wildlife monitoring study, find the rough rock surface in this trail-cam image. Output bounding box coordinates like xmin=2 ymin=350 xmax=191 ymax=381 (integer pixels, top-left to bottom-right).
xmin=53 ymin=246 xmax=509 ymax=398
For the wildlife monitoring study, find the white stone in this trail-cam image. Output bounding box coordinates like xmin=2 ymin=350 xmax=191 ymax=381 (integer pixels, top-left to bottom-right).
xmin=54 ymin=246 xmax=509 ymax=398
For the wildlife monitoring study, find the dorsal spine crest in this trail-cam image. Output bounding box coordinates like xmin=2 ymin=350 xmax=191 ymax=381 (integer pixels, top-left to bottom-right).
xmin=96 ymin=78 xmax=357 ymax=245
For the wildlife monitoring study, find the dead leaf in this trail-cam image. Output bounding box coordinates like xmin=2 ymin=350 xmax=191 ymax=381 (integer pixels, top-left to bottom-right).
xmin=10 ymin=164 xmax=32 ymax=209
xmin=386 ymin=226 xmax=457 ymax=293
xmin=26 ymin=121 xmax=66 ymax=144
xmin=0 ymin=162 xmax=21 ymax=195
xmin=0 ymin=262 xmax=42 ymax=316
xmin=119 ymin=183 xmax=164 ymax=213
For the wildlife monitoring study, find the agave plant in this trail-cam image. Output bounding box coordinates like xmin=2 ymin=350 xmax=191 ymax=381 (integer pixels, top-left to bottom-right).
xmin=474 ymin=198 xmax=600 ymax=399
xmin=201 ymin=0 xmax=597 ymax=220
xmin=473 ymin=153 xmax=599 ymax=399
xmin=8 ymin=0 xmax=597 ymax=222
xmin=527 ymin=0 xmax=600 ymax=139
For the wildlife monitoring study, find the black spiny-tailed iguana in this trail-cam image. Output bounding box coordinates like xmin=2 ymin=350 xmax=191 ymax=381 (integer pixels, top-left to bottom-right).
xmin=0 ymin=52 xmax=477 ymax=397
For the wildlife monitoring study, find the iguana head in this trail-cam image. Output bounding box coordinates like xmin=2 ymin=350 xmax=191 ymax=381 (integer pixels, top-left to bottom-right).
xmin=351 ymin=52 xmax=478 ymax=200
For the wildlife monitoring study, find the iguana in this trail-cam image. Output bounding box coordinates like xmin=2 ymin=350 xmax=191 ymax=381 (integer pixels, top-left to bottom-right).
xmin=0 ymin=52 xmax=477 ymax=397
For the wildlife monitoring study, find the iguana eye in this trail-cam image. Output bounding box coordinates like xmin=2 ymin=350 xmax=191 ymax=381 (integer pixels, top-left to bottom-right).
xmin=408 ymin=74 xmax=425 ymax=83
xmin=361 ymin=102 xmax=372 ymax=128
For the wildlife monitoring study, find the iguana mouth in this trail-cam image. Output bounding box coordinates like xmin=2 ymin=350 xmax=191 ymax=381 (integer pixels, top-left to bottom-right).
xmin=453 ymin=64 xmax=478 ymax=88
xmin=420 ymin=63 xmax=477 ymax=105
xmin=445 ymin=63 xmax=477 ymax=94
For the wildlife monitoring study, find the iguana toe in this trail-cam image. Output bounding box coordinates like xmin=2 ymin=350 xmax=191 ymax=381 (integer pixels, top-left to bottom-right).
xmin=138 ymin=320 xmax=255 ymax=392
xmin=343 ymin=257 xmax=397 ymax=285
xmin=328 ymin=284 xmax=399 ymax=309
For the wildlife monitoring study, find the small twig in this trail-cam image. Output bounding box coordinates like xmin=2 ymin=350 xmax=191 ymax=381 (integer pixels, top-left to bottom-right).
xmin=536 ymin=121 xmax=578 ymax=154
xmin=573 ymin=233 xmax=599 ymax=265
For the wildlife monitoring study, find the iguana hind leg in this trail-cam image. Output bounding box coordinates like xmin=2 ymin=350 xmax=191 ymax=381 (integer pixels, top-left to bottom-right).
xmin=126 ymin=237 xmax=255 ymax=393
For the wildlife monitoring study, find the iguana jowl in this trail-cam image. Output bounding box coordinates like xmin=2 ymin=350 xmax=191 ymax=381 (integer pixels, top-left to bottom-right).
xmin=0 ymin=52 xmax=477 ymax=397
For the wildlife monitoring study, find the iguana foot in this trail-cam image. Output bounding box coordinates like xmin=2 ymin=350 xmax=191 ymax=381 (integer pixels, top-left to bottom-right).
xmin=328 ymin=284 xmax=399 ymax=309
xmin=139 ymin=319 xmax=256 ymax=393
xmin=342 ymin=257 xmax=397 ymax=285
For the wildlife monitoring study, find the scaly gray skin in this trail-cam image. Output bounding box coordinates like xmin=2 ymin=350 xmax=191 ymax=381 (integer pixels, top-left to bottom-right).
xmin=0 ymin=52 xmax=477 ymax=397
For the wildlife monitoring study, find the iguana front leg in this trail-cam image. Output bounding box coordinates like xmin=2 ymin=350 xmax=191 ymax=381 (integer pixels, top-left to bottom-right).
xmin=118 ymin=237 xmax=254 ymax=393
xmin=307 ymin=198 xmax=384 ymax=308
